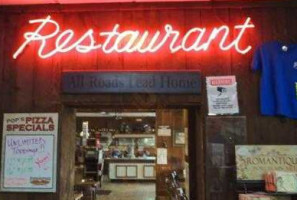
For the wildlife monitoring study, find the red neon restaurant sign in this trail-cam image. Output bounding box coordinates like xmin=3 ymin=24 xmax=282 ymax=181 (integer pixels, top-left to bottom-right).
xmin=13 ymin=16 xmax=255 ymax=59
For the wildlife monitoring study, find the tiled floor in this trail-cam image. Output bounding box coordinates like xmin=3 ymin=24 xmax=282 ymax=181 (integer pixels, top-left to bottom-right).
xmin=97 ymin=181 xmax=155 ymax=200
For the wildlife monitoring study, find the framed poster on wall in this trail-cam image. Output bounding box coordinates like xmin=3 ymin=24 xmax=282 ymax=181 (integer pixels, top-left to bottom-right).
xmin=173 ymin=130 xmax=185 ymax=146
xmin=0 ymin=113 xmax=59 ymax=192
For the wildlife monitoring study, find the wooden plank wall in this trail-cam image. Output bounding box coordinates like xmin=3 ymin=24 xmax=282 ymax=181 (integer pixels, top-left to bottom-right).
xmin=0 ymin=1 xmax=297 ymax=200
xmin=155 ymin=109 xmax=187 ymax=199
xmin=59 ymin=107 xmax=76 ymax=200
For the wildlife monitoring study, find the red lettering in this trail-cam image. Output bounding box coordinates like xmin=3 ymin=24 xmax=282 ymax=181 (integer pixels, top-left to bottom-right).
xmin=13 ymin=124 xmax=19 ymax=131
xmin=19 ymin=124 xmax=25 ymax=131
xmin=35 ymin=124 xmax=42 ymax=131
xmin=211 ymin=79 xmax=233 ymax=86
xmin=49 ymin=124 xmax=55 ymax=131
xmin=48 ymin=117 xmax=54 ymax=124
xmin=25 ymin=124 xmax=33 ymax=131
xmin=26 ymin=117 xmax=32 ymax=123
xmin=6 ymin=125 xmax=12 ymax=131
xmin=38 ymin=117 xmax=43 ymax=123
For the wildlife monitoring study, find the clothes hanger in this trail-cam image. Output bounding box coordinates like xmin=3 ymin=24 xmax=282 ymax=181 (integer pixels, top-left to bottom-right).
xmin=280 ymin=28 xmax=297 ymax=52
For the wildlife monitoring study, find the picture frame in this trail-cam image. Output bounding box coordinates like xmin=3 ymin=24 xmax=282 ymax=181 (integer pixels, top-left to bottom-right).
xmin=173 ymin=130 xmax=185 ymax=146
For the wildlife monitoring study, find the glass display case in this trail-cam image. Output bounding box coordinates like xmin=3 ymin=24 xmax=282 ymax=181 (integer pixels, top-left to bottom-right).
xmin=112 ymin=134 xmax=156 ymax=147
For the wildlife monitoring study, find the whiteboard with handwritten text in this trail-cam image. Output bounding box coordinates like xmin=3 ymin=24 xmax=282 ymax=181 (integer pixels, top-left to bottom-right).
xmin=1 ymin=113 xmax=58 ymax=192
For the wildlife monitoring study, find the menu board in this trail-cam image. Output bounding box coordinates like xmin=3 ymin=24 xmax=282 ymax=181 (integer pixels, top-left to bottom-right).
xmin=1 ymin=113 xmax=58 ymax=192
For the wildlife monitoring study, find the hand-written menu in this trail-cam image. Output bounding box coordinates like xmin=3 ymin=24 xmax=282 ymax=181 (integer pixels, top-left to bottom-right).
xmin=6 ymin=157 xmax=34 ymax=176
xmin=1 ymin=113 xmax=58 ymax=193
xmin=5 ymin=135 xmax=53 ymax=181
xmin=7 ymin=137 xmax=46 ymax=155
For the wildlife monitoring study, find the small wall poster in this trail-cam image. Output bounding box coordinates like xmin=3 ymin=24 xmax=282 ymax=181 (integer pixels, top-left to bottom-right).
xmin=157 ymin=148 xmax=168 ymax=165
xmin=173 ymin=130 xmax=185 ymax=146
xmin=1 ymin=113 xmax=58 ymax=192
xmin=206 ymin=76 xmax=239 ymax=115
xmin=158 ymin=126 xmax=171 ymax=137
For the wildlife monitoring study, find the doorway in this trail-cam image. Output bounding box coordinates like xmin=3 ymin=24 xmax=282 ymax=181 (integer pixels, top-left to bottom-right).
xmin=75 ymin=109 xmax=157 ymax=200
xmin=59 ymin=95 xmax=203 ymax=200
xmin=73 ymin=109 xmax=190 ymax=200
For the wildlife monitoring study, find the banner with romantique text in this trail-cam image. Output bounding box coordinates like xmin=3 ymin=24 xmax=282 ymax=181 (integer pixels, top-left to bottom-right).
xmin=236 ymin=145 xmax=297 ymax=181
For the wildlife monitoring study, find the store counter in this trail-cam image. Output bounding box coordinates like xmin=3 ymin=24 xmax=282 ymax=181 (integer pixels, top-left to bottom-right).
xmin=105 ymin=157 xmax=156 ymax=163
xmin=106 ymin=157 xmax=156 ymax=180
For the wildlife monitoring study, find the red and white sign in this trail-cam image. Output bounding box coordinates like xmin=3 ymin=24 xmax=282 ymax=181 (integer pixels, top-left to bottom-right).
xmin=4 ymin=114 xmax=57 ymax=133
xmin=1 ymin=113 xmax=58 ymax=193
xmin=207 ymin=76 xmax=236 ymax=86
xmin=206 ymin=76 xmax=239 ymax=115
xmin=13 ymin=16 xmax=255 ymax=59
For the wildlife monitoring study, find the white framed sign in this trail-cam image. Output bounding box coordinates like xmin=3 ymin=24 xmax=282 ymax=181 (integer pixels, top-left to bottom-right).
xmin=1 ymin=113 xmax=58 ymax=192
xmin=206 ymin=76 xmax=239 ymax=115
xmin=157 ymin=126 xmax=171 ymax=137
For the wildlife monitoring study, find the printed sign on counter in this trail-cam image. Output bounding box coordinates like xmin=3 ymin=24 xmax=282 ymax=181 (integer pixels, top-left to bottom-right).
xmin=236 ymin=145 xmax=297 ymax=181
xmin=206 ymin=76 xmax=239 ymax=115
xmin=1 ymin=113 xmax=58 ymax=192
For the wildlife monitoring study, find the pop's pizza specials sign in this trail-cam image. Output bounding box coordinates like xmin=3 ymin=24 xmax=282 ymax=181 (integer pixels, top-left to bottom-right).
xmin=1 ymin=113 xmax=58 ymax=192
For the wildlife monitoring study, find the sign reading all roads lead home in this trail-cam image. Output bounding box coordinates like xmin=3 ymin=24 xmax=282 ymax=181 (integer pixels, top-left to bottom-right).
xmin=62 ymin=71 xmax=201 ymax=94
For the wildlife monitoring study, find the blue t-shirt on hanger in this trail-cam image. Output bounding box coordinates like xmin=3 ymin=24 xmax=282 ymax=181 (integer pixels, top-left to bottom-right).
xmin=252 ymin=41 xmax=297 ymax=119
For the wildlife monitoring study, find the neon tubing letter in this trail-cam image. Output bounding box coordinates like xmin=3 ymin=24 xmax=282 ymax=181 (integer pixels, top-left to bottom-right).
xmin=13 ymin=16 xmax=255 ymax=59
xmin=167 ymin=25 xmax=182 ymax=53
xmin=233 ymin=17 xmax=255 ymax=54
xmin=114 ymin=30 xmax=140 ymax=53
xmin=13 ymin=16 xmax=59 ymax=59
xmin=100 ymin=24 xmax=120 ymax=53
xmin=181 ymin=28 xmax=206 ymax=52
xmin=138 ymin=28 xmax=170 ymax=53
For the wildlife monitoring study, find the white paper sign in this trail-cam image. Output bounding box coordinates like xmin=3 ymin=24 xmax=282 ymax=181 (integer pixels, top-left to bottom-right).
xmin=206 ymin=76 xmax=239 ymax=115
xmin=1 ymin=113 xmax=58 ymax=192
xmin=157 ymin=148 xmax=168 ymax=165
xmin=158 ymin=126 xmax=171 ymax=136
